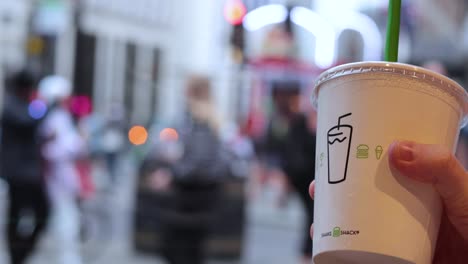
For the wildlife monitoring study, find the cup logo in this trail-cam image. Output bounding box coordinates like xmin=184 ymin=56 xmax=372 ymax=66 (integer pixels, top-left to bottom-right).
xmin=327 ymin=113 xmax=353 ymax=184
xmin=333 ymin=227 xmax=341 ymax=237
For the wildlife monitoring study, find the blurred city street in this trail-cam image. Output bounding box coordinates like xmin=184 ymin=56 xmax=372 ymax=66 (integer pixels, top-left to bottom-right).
xmin=0 ymin=0 xmax=467 ymax=263
xmin=0 ymin=153 xmax=306 ymax=264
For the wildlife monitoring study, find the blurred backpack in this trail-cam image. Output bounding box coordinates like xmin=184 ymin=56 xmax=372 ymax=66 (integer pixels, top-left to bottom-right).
xmin=172 ymin=113 xmax=230 ymax=186
xmin=164 ymin=113 xmax=228 ymax=230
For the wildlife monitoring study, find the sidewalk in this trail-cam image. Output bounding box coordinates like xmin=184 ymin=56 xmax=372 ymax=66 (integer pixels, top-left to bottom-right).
xmin=0 ymin=155 xmax=307 ymax=264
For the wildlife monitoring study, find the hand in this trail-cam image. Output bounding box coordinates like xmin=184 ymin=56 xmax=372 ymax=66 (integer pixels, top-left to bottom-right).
xmin=309 ymin=141 xmax=468 ymax=263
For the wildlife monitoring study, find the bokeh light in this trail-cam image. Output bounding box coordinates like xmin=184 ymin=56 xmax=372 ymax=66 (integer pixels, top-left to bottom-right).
xmin=28 ymin=99 xmax=48 ymax=119
xmin=224 ymin=0 xmax=246 ymax=25
xmin=159 ymin=128 xmax=179 ymax=142
xmin=70 ymin=95 xmax=92 ymax=117
xmin=128 ymin=126 xmax=148 ymax=145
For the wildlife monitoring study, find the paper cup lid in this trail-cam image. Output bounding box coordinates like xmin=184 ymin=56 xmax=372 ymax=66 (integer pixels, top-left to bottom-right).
xmin=312 ymin=62 xmax=468 ymax=128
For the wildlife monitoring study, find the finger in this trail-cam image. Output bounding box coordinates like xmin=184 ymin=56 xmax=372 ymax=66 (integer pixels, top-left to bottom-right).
xmin=309 ymin=180 xmax=315 ymax=200
xmin=310 ymin=223 xmax=314 ymax=239
xmin=389 ymin=141 xmax=468 ymax=241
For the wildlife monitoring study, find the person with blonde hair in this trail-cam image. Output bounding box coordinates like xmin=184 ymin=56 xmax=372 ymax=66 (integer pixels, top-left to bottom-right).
xmin=184 ymin=75 xmax=221 ymax=132
xmin=160 ymin=75 xmax=230 ymax=264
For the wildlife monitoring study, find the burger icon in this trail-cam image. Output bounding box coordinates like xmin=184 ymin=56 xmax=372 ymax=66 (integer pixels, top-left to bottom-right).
xmin=356 ymin=144 xmax=369 ymax=159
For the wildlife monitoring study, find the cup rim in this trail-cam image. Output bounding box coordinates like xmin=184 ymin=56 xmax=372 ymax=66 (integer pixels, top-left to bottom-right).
xmin=312 ymin=61 xmax=468 ymax=127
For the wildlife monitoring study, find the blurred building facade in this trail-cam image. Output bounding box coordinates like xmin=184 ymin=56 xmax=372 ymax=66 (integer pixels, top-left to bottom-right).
xmin=75 ymin=0 xmax=253 ymax=125
xmin=0 ymin=0 xmax=32 ymax=104
xmin=0 ymin=0 xmax=239 ymax=126
xmin=74 ymin=0 xmax=235 ymax=125
xmin=0 ymin=0 xmax=467 ymax=123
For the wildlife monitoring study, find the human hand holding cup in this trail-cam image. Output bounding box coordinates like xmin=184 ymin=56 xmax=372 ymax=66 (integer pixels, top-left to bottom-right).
xmin=309 ymin=141 xmax=468 ymax=263
xmin=311 ymin=62 xmax=468 ymax=264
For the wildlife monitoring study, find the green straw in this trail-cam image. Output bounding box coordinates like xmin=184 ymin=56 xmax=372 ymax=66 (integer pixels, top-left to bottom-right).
xmin=385 ymin=0 xmax=402 ymax=62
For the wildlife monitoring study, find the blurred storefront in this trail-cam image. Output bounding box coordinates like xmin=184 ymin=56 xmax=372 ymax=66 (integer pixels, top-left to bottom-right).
xmin=1 ymin=0 xmax=468 ymax=119
xmin=77 ymin=0 xmax=180 ymax=124
xmin=0 ymin=0 xmax=32 ymax=106
xmin=77 ymin=0 xmax=239 ymax=125
xmin=0 ymin=0 xmax=31 ymax=69
xmin=241 ymin=0 xmax=468 ymax=83
xmin=0 ymin=0 xmax=243 ymax=126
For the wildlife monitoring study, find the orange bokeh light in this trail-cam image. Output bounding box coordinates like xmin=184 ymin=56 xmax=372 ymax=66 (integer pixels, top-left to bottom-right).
xmin=128 ymin=126 xmax=148 ymax=145
xmin=159 ymin=128 xmax=179 ymax=142
xmin=224 ymin=0 xmax=246 ymax=25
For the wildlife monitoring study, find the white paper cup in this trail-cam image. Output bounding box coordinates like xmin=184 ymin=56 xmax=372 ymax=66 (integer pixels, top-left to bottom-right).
xmin=312 ymin=62 xmax=468 ymax=264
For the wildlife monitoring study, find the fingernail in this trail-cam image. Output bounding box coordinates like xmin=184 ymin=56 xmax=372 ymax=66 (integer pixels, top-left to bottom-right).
xmin=397 ymin=142 xmax=414 ymax=162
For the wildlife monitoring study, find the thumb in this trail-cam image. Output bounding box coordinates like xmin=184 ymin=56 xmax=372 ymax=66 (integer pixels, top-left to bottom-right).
xmin=389 ymin=141 xmax=468 ymax=241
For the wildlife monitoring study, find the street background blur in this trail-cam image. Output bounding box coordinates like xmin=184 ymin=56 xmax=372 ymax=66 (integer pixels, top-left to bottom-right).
xmin=0 ymin=0 xmax=468 ymax=264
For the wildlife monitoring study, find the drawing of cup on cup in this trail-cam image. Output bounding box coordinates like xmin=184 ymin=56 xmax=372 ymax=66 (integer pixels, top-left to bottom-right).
xmin=327 ymin=113 xmax=353 ymax=184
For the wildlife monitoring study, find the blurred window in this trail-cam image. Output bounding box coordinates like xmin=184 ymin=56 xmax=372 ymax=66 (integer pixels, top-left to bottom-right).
xmin=73 ymin=30 xmax=96 ymax=97
xmin=124 ymin=43 xmax=136 ymax=120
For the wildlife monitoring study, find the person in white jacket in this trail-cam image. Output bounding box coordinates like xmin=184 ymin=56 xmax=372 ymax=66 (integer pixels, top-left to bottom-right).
xmin=38 ymin=76 xmax=84 ymax=264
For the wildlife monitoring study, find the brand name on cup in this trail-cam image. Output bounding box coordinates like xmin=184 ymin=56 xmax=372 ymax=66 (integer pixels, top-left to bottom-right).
xmin=321 ymin=227 xmax=360 ymax=238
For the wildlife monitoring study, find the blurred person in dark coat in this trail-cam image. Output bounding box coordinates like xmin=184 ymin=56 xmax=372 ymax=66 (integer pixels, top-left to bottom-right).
xmin=262 ymin=81 xmax=316 ymax=263
xmin=0 ymin=70 xmax=50 ymax=264
xmin=153 ymin=76 xmax=230 ymax=264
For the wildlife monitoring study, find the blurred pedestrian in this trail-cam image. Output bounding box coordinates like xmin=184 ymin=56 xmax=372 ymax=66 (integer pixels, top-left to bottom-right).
xmin=38 ymin=76 xmax=84 ymax=264
xmin=0 ymin=70 xmax=50 ymax=264
xmin=158 ymin=75 xmax=230 ymax=264
xmin=262 ymin=80 xmax=316 ymax=263
xmin=101 ymin=104 xmax=126 ymax=184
